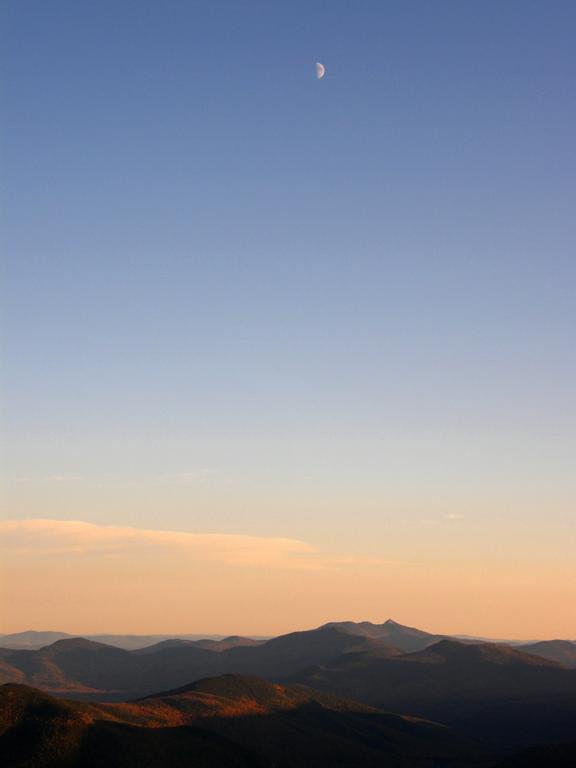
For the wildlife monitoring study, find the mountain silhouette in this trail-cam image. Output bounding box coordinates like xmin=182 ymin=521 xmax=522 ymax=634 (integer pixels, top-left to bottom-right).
xmin=321 ymin=618 xmax=445 ymax=652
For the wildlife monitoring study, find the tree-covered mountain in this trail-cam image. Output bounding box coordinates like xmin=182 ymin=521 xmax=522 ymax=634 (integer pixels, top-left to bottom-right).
xmin=0 ymin=677 xmax=488 ymax=768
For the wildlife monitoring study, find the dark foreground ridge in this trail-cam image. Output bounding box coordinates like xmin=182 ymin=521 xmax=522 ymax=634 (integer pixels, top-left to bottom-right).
xmin=0 ymin=676 xmax=488 ymax=768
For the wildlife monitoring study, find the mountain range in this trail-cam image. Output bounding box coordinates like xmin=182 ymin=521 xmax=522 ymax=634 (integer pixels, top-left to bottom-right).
xmin=1 ymin=619 xmax=576 ymax=764
xmin=3 ymin=620 xmax=574 ymax=664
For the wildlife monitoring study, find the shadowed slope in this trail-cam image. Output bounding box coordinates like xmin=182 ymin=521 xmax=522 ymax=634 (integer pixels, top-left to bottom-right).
xmin=291 ymin=640 xmax=576 ymax=748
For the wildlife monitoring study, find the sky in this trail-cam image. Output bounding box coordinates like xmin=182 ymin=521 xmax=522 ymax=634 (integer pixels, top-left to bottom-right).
xmin=1 ymin=1 xmax=575 ymax=639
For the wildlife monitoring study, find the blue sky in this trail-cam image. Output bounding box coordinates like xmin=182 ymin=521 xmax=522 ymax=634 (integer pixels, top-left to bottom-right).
xmin=1 ymin=2 xmax=576 ymax=634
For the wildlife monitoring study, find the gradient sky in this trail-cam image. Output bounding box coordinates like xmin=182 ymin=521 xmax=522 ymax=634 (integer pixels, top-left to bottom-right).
xmin=1 ymin=1 xmax=575 ymax=639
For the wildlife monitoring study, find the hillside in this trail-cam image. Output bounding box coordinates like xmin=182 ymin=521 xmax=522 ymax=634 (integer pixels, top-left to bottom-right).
xmin=0 ymin=683 xmax=263 ymax=767
xmin=0 ymin=677 xmax=489 ymax=767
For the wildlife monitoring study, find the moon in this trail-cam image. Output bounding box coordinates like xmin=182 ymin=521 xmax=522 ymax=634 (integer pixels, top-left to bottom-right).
xmin=316 ymin=62 xmax=326 ymax=80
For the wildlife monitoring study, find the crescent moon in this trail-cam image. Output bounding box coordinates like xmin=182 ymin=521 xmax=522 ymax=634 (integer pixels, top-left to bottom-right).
xmin=316 ymin=62 xmax=326 ymax=80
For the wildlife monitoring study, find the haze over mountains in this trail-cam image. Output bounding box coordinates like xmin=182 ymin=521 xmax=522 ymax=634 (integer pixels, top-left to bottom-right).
xmin=2 ymin=618 xmax=574 ymax=664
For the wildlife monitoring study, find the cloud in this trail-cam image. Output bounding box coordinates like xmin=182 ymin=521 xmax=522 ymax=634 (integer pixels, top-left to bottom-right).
xmin=0 ymin=519 xmax=396 ymax=572
xmin=0 ymin=519 xmax=314 ymax=569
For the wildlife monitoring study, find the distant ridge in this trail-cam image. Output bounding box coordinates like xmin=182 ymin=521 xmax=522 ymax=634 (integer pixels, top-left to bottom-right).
xmin=0 ymin=631 xmax=266 ymax=652
xmin=4 ymin=621 xmax=572 ymax=652
xmin=320 ymin=618 xmax=445 ymax=652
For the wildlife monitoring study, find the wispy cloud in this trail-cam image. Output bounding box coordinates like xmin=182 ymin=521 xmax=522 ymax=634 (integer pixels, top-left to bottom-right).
xmin=0 ymin=519 xmax=398 ymax=572
xmin=14 ymin=475 xmax=81 ymax=484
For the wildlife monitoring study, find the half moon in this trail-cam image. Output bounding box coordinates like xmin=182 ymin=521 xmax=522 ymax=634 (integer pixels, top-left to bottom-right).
xmin=316 ymin=62 xmax=326 ymax=80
